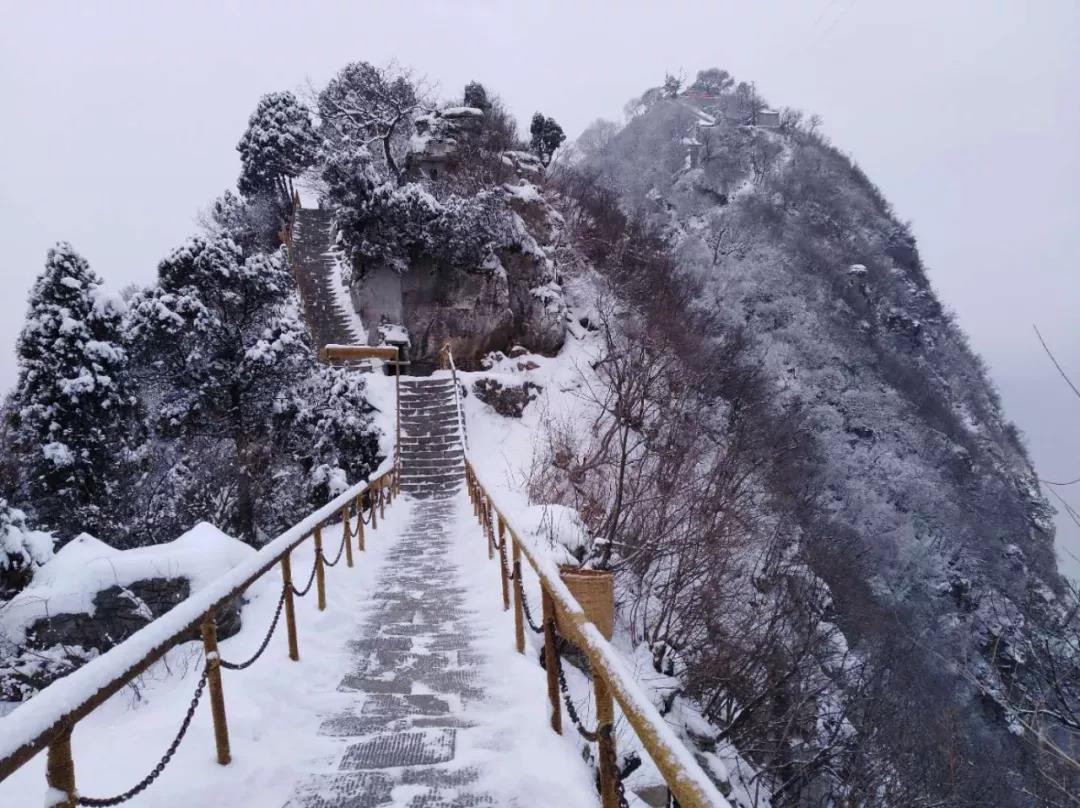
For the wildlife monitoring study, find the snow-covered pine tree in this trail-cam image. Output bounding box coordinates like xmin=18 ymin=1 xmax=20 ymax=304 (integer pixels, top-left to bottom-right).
xmin=237 ymin=91 xmax=318 ymax=204
xmin=7 ymin=243 xmax=142 ymax=544
xmin=125 ymin=235 xmax=310 ymax=543
xmin=269 ymin=364 xmax=381 ymax=525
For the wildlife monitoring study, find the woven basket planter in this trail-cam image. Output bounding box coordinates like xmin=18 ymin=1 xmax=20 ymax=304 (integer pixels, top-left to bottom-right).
xmin=558 ymin=566 xmax=615 ymax=640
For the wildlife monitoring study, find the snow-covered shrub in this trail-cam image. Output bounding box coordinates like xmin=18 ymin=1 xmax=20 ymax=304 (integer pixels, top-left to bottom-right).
xmin=0 ymin=500 xmax=54 ymax=601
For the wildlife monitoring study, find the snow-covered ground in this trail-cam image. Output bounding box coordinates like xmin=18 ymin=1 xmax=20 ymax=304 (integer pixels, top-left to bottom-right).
xmin=0 ymin=502 xmax=408 ymax=806
xmin=0 ymin=492 xmax=603 ymax=807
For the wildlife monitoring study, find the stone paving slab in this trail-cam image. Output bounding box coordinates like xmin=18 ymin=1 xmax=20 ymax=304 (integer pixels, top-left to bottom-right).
xmin=340 ymin=729 xmax=456 ymax=769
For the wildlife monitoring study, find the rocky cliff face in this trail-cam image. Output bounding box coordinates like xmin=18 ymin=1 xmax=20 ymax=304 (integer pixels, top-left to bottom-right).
xmin=339 ymin=108 xmax=567 ymax=369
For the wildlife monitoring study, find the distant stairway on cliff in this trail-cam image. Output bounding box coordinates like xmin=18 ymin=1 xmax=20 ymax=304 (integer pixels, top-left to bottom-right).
xmin=399 ymin=377 xmax=464 ymax=499
xmin=290 ymin=208 xmax=362 ymax=354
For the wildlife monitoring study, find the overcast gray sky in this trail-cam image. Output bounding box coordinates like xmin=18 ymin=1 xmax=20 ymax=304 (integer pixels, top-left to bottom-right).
xmin=1 ymin=0 xmax=1077 ymax=575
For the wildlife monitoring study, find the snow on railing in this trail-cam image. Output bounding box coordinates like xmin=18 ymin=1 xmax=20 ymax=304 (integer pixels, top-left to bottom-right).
xmin=0 ymin=460 xmax=399 ymax=806
xmin=464 ymin=466 xmax=730 ymax=808
xmin=438 ymin=343 xmax=469 ymax=451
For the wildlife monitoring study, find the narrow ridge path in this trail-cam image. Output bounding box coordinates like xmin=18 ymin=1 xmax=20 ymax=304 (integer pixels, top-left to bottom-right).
xmin=285 ymin=377 xmax=594 ymax=807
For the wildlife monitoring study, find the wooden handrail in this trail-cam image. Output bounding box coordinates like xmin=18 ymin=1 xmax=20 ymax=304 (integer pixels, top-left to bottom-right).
xmin=0 ymin=463 xmax=398 ymax=783
xmin=465 ymin=460 xmax=730 ymax=808
xmin=438 ymin=343 xmax=468 ymax=450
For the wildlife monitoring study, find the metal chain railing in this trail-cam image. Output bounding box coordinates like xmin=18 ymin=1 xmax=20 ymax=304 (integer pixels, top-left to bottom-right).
xmin=219 ymin=586 xmax=288 ymax=671
xmin=76 ymin=670 xmax=209 ymax=806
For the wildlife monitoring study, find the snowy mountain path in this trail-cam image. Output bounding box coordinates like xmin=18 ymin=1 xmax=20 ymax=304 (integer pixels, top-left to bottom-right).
xmin=286 ymin=491 xmax=596 ymax=808
xmin=291 ymin=208 xmax=364 ymax=352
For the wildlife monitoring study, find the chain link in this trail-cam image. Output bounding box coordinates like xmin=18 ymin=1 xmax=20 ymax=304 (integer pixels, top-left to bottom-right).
xmin=291 ymin=557 xmax=318 ymax=598
xmin=517 ymin=584 xmax=545 ymax=635
xmin=219 ymin=586 xmax=287 ymax=671
xmin=556 ymin=651 xmax=600 ymax=742
xmin=320 ymin=531 xmax=348 ymax=568
xmin=77 ymin=669 xmax=209 ymax=806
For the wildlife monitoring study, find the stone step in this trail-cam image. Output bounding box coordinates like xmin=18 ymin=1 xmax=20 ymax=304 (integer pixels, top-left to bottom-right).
xmin=398 ymin=447 xmax=464 ymax=461
xmin=400 ymin=425 xmax=461 ymax=437
xmin=399 ymin=404 xmax=460 ymax=417
xmin=401 ymin=469 xmax=463 ymax=483
xmin=402 ymin=458 xmax=463 ymax=470
xmin=400 ymin=414 xmax=461 ymax=426
xmin=400 ymin=436 xmax=461 ymax=448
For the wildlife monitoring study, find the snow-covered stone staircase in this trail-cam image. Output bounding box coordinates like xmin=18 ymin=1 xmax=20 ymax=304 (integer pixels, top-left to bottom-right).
xmin=291 ymin=208 xmax=362 ymax=354
xmin=399 ymin=378 xmax=465 ymax=499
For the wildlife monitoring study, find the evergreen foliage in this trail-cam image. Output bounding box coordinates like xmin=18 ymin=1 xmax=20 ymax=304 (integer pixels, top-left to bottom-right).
xmin=236 ymin=91 xmax=318 ymax=202
xmin=462 ymin=81 xmax=490 ymax=111
xmin=528 ymin=113 xmax=565 ymax=166
xmin=318 ymin=61 xmax=423 ymax=181
xmin=125 ymin=235 xmax=308 ymax=542
xmin=7 ymin=243 xmax=143 ymax=543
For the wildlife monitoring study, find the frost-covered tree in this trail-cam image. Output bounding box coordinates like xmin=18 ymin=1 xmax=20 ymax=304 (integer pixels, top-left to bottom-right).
xmin=689 ymin=67 xmax=734 ymax=95
xmin=125 ymin=236 xmax=309 ymax=543
xmin=7 ymin=244 xmax=142 ymax=542
xmin=318 ymin=61 xmax=426 ymax=182
xmin=529 ymin=112 xmax=565 ymax=167
xmin=662 ymin=73 xmax=682 ymax=98
xmin=236 ymin=91 xmax=318 ymax=204
xmin=272 ymin=365 xmax=381 ymax=515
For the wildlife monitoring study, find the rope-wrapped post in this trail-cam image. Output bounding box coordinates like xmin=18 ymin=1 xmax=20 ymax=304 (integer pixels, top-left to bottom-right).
xmin=497 ymin=516 xmax=510 ymax=611
xmin=485 ymin=499 xmax=495 ymax=560
xmin=200 ymin=611 xmax=232 ymax=765
xmin=313 ymin=526 xmax=327 ymax=611
xmin=370 ymin=489 xmax=379 ymax=531
xmin=45 ymin=723 xmax=77 ymax=808
xmin=355 ymin=494 xmax=366 ymax=552
xmin=342 ymin=504 xmax=354 ymax=568
xmin=512 ymin=537 xmax=526 ymax=654
xmin=470 ymin=469 xmax=479 ymax=518
xmin=378 ymin=480 xmax=386 ymax=521
xmin=542 ymin=587 xmax=562 ymax=735
xmin=281 ymin=552 xmax=299 ymax=661
xmin=596 ymin=676 xmax=620 ymax=808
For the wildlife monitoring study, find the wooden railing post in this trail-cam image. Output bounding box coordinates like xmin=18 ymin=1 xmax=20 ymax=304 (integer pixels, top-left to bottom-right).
xmin=342 ymin=504 xmax=354 ymax=568
xmin=596 ymin=676 xmax=620 ymax=808
xmin=200 ymin=612 xmax=231 ymax=765
xmin=497 ymin=516 xmax=510 ymax=611
xmin=360 ymin=492 xmax=369 ymax=548
xmin=313 ymin=526 xmax=327 ymax=611
xmin=379 ymin=481 xmax=386 ymax=521
xmin=46 ymin=724 xmax=77 ymax=808
xmin=512 ymin=537 xmax=525 ymax=654
xmin=280 ymin=553 xmax=299 ymax=661
xmin=370 ymin=490 xmax=378 ymax=531
xmin=485 ymin=500 xmax=494 ymax=560
xmin=541 ymin=587 xmax=562 ymax=734
xmin=395 ymin=346 xmax=401 ymax=467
